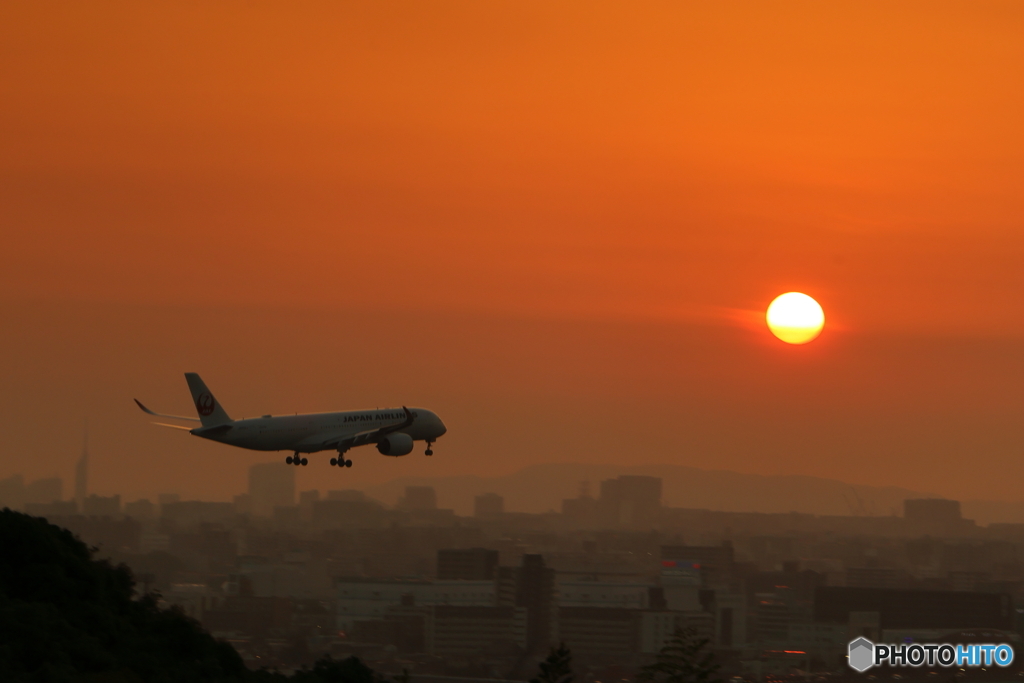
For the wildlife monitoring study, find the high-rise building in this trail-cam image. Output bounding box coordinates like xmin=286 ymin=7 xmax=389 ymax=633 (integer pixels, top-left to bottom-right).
xmin=904 ymin=498 xmax=961 ymax=524
xmin=474 ymin=493 xmax=504 ymax=518
xmin=248 ymin=463 xmax=295 ymax=517
xmin=599 ymin=475 xmax=662 ymax=529
xmin=233 ymin=493 xmax=252 ymax=515
xmin=124 ymin=499 xmax=155 ymax=519
xmin=437 ymin=548 xmax=499 ymax=580
xmin=516 ymin=554 xmax=556 ymax=653
xmin=903 ymin=498 xmax=974 ymax=535
xmin=562 ymin=494 xmax=600 ymax=527
xmin=299 ymin=489 xmax=320 ymax=520
xmin=661 ymin=541 xmax=735 ymax=589
xmin=158 ymin=493 xmax=180 ymax=515
xmin=326 ymin=489 xmax=365 ymax=501
xmin=82 ymin=494 xmax=121 ymax=517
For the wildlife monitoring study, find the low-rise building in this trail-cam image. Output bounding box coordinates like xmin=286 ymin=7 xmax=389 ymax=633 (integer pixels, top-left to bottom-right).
xmin=559 ymin=606 xmax=715 ymax=664
xmin=335 ymin=578 xmax=496 ymax=630
xmin=558 ymin=606 xmax=639 ymax=661
xmin=558 ymin=580 xmax=653 ymax=609
xmin=426 ymin=605 xmax=527 ymax=657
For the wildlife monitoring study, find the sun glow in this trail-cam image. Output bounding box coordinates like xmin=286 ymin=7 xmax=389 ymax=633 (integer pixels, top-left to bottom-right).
xmin=766 ymin=292 xmax=825 ymax=344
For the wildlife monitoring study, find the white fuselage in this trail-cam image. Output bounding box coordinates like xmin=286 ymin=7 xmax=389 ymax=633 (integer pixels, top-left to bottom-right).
xmin=192 ymin=407 xmax=446 ymax=454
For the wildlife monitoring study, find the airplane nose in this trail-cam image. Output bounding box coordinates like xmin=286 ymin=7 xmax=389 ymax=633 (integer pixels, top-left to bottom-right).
xmin=433 ymin=414 xmax=447 ymax=438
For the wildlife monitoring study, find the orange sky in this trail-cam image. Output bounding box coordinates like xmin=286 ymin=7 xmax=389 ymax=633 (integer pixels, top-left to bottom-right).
xmin=3 ymin=2 xmax=1024 ymax=505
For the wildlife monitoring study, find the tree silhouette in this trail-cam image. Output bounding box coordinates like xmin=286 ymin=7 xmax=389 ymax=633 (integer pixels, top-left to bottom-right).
xmin=0 ymin=509 xmax=402 ymax=683
xmin=531 ymin=642 xmax=573 ymax=683
xmin=635 ymin=628 xmax=721 ymax=683
xmin=0 ymin=508 xmax=246 ymax=682
xmin=248 ymin=655 xmax=388 ymax=683
xmin=292 ymin=656 xmax=386 ymax=683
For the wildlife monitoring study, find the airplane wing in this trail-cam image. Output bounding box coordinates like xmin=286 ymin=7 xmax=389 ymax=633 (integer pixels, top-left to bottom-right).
xmin=314 ymin=406 xmax=415 ymax=452
xmin=134 ymin=399 xmax=201 ymax=423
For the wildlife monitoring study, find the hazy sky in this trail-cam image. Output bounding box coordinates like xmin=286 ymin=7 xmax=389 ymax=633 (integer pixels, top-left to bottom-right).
xmin=3 ymin=2 xmax=1024 ymax=504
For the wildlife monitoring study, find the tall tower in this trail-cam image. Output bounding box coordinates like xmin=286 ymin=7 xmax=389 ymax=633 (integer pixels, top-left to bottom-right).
xmin=74 ymin=421 xmax=88 ymax=505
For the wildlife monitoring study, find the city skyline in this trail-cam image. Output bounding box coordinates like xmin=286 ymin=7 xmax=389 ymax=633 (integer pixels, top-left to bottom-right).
xmin=12 ymin=458 xmax=1024 ymax=528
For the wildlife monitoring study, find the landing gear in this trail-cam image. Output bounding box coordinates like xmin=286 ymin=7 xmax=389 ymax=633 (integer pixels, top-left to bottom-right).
xmin=425 ymin=441 xmax=434 ymax=456
xmin=332 ymin=454 xmax=352 ymax=468
xmin=287 ymin=453 xmax=308 ymax=466
xmin=286 ymin=455 xmax=294 ymax=464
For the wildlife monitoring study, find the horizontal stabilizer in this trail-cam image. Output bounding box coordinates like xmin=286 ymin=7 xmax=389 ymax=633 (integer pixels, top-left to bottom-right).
xmin=151 ymin=422 xmax=194 ymax=431
xmin=135 ymin=399 xmax=201 ymax=423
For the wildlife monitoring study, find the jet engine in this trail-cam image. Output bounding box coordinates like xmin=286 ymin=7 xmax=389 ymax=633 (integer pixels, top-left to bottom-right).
xmin=377 ymin=433 xmax=414 ymax=456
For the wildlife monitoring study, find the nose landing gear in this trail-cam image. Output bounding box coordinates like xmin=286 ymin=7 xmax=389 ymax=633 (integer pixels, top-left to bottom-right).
xmin=425 ymin=441 xmax=434 ymax=456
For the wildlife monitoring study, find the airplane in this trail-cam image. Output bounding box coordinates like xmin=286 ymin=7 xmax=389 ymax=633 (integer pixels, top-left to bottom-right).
xmin=134 ymin=373 xmax=447 ymax=468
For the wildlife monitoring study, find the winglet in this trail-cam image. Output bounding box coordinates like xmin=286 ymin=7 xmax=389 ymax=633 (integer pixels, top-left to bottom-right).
xmin=135 ymin=399 xmax=157 ymax=416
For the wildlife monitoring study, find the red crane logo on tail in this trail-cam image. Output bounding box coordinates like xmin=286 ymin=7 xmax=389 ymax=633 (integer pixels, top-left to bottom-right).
xmin=196 ymin=392 xmax=215 ymax=416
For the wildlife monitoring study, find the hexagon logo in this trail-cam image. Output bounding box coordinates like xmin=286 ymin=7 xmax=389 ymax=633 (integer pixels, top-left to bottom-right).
xmin=849 ymin=637 xmax=875 ymax=672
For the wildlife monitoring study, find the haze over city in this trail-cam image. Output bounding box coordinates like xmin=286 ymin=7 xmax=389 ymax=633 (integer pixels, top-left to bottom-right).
xmin=4 ymin=2 xmax=1024 ymax=505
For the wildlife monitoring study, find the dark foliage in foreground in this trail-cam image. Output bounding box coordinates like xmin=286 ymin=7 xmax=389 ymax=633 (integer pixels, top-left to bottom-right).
xmin=0 ymin=508 xmax=246 ymax=682
xmin=530 ymin=642 xmax=573 ymax=683
xmin=0 ymin=509 xmax=395 ymax=683
xmin=0 ymin=509 xmax=418 ymax=683
xmin=249 ymin=655 xmax=387 ymax=683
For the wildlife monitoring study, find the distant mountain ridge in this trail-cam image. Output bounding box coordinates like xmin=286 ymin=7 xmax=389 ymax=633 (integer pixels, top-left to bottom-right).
xmin=359 ymin=462 xmax=1024 ymax=526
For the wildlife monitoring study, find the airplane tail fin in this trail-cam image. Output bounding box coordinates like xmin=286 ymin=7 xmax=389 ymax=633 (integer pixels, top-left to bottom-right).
xmin=184 ymin=373 xmax=232 ymax=427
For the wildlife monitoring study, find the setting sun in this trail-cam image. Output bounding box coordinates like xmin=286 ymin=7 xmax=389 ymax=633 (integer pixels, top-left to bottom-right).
xmin=766 ymin=292 xmax=825 ymax=344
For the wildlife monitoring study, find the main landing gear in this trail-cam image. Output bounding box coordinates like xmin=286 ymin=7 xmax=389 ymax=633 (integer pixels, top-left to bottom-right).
xmin=425 ymin=441 xmax=434 ymax=456
xmin=330 ymin=454 xmax=353 ymax=468
xmin=286 ymin=453 xmax=308 ymax=466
